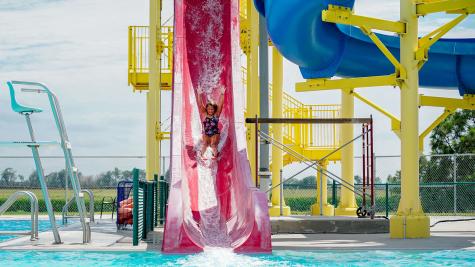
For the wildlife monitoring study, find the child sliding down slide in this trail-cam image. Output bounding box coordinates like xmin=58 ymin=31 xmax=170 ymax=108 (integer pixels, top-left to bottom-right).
xmin=195 ymin=91 xmax=224 ymax=160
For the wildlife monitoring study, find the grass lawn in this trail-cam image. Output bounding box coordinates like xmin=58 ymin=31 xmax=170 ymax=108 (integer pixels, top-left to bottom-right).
xmin=0 ymin=188 xmax=116 ymax=201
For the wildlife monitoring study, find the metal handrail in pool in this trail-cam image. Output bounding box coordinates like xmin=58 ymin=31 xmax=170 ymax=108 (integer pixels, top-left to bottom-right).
xmin=62 ymin=189 xmax=95 ymax=224
xmin=0 ymin=191 xmax=39 ymax=240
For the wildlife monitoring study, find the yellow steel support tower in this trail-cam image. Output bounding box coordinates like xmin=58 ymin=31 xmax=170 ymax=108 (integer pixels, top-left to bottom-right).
xmin=293 ymin=0 xmax=474 ymax=236
xmin=334 ymin=88 xmax=356 ymax=216
xmin=246 ymin=0 xmax=260 ymax=184
xmin=390 ymin=0 xmax=429 ymax=238
xmin=269 ymin=48 xmax=290 ymax=216
xmin=146 ymin=0 xmax=161 ymax=180
xmin=311 ymin=161 xmax=334 ymax=216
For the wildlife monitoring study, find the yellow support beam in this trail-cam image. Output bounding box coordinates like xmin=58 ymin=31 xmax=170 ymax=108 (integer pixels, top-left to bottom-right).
xmin=146 ymin=0 xmax=161 ymax=180
xmin=353 ymin=91 xmax=401 ymax=134
xmin=419 ymin=94 xmax=475 ymax=110
xmin=416 ymin=0 xmax=475 ymax=15
xmin=335 ymin=89 xmax=356 ymax=216
xmin=296 ymin=74 xmax=397 ymax=92
xmin=416 ymin=13 xmax=468 ymax=66
xmin=269 ymin=48 xmax=291 ymax=217
xmin=157 ymin=131 xmax=171 ymax=140
xmin=246 ymin=0 xmax=260 ymax=184
xmin=390 ymin=0 xmax=430 ymax=239
xmin=311 ymin=161 xmax=335 ymax=216
xmin=418 ymin=108 xmax=454 ymax=152
xmin=322 ymin=5 xmax=406 ymax=34
xmin=360 ymin=27 xmax=406 ymax=79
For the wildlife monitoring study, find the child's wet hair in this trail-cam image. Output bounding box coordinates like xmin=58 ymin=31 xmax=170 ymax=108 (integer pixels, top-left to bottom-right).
xmin=206 ymin=102 xmax=218 ymax=113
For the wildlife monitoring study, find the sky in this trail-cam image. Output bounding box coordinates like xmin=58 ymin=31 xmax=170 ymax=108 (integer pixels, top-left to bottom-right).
xmin=0 ymin=0 xmax=473 ymax=179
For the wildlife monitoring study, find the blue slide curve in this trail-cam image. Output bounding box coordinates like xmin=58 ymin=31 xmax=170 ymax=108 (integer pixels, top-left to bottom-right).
xmin=254 ymin=0 xmax=475 ymax=95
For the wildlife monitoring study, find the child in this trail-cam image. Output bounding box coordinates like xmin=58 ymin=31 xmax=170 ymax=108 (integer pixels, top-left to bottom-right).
xmin=195 ymin=91 xmax=224 ymax=159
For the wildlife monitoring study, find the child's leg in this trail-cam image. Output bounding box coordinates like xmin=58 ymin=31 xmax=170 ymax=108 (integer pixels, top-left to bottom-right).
xmin=201 ymin=135 xmax=210 ymax=156
xmin=210 ymin=134 xmax=220 ymax=157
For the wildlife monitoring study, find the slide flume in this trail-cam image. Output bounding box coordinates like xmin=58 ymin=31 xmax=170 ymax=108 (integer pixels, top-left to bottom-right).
xmin=255 ymin=0 xmax=475 ymax=95
xmin=162 ymin=0 xmax=271 ymax=253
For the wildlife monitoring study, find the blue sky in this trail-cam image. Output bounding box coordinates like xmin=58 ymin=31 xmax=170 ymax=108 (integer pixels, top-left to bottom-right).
xmin=0 ymin=0 xmax=473 ymax=179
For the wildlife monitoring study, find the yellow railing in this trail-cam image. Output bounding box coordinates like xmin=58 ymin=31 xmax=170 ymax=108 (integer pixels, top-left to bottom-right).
xmin=128 ymin=25 xmax=173 ymax=91
xmin=128 ymin=25 xmax=340 ymax=151
xmin=241 ymin=67 xmax=340 ymax=149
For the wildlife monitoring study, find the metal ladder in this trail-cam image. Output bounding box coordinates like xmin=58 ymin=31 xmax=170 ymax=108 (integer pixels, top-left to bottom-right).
xmin=5 ymin=81 xmax=91 ymax=243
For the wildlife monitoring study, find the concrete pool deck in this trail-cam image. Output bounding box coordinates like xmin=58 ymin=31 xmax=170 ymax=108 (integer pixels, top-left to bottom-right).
xmin=0 ymin=215 xmax=474 ymax=251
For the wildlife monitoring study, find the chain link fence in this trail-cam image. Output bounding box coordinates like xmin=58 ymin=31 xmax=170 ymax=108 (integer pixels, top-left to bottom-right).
xmin=279 ymin=154 xmax=475 ymax=216
xmin=0 ymin=186 xmax=117 ymax=215
xmin=1 ymin=154 xmax=474 ymax=217
xmin=0 ymin=155 xmax=152 ymax=216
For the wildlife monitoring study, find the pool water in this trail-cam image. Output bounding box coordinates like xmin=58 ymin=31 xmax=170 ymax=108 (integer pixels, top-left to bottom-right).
xmin=0 ymin=249 xmax=474 ymax=266
xmin=0 ymin=219 xmax=63 ymax=242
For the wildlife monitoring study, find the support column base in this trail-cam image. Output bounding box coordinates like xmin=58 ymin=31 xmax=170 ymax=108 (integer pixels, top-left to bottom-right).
xmin=311 ymin=203 xmax=334 ymax=216
xmin=390 ymin=214 xmax=430 ymax=238
xmin=269 ymin=205 xmax=291 ymax=217
xmin=334 ymin=206 xmax=358 ymax=216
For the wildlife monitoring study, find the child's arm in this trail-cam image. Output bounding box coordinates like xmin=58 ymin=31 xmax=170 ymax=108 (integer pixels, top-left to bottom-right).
xmin=216 ymin=92 xmax=225 ymax=117
xmin=194 ymin=90 xmax=206 ymax=115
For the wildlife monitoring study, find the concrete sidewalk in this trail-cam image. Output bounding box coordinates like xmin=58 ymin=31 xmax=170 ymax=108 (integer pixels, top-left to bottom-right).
xmin=0 ymin=217 xmax=147 ymax=251
xmin=1 ymin=215 xmax=474 ymax=251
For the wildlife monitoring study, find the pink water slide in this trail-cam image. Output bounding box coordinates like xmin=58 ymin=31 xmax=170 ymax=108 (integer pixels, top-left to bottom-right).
xmin=161 ymin=0 xmax=272 ymax=253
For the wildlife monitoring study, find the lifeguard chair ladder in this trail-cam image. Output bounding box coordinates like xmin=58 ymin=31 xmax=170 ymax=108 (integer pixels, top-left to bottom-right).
xmin=0 ymin=81 xmax=91 ymax=244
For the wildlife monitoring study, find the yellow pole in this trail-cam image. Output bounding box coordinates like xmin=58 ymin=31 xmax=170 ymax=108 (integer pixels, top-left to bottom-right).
xmin=147 ymin=0 xmax=161 ymax=180
xmin=335 ymin=88 xmax=357 ymax=215
xmin=311 ymin=161 xmax=334 ymax=215
xmin=390 ymin=0 xmax=429 ymax=238
xmin=246 ymin=0 xmax=259 ymax=184
xmin=269 ymin=48 xmax=290 ymax=216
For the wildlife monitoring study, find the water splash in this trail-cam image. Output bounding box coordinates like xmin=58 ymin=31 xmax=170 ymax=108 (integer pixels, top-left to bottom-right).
xmin=186 ymin=0 xmax=225 ymax=99
xmin=174 ymin=247 xmax=280 ymax=267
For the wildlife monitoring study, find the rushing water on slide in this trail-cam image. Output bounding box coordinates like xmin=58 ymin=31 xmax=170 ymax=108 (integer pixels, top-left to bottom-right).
xmin=188 ymin=0 xmax=231 ymax=248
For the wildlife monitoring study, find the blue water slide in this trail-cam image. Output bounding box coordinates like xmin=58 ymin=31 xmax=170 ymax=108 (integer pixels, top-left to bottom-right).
xmin=254 ymin=0 xmax=475 ymax=95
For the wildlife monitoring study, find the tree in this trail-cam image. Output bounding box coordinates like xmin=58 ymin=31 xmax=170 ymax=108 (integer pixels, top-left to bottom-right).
xmin=28 ymin=171 xmax=40 ymax=187
xmin=1 ymin=168 xmax=17 ymax=186
xmin=286 ymin=175 xmax=316 ymax=187
xmin=387 ymin=170 xmax=401 ymax=184
xmin=428 ymin=110 xmax=475 ymax=182
xmin=46 ymin=169 xmax=67 ymax=188
xmin=430 ymin=110 xmax=475 ymax=154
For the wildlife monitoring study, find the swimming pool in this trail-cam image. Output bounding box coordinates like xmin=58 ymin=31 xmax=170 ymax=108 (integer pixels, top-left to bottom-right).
xmin=0 ymin=219 xmax=62 ymax=242
xmin=0 ymin=249 xmax=474 ymax=266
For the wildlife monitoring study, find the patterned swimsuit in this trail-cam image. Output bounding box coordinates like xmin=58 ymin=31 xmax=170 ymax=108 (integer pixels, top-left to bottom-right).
xmin=203 ymin=116 xmax=220 ymax=137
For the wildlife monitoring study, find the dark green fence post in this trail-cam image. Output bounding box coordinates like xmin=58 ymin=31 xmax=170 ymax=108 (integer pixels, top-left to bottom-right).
xmin=385 ymin=183 xmax=389 ymax=218
xmin=154 ymin=175 xmax=158 ymax=227
xmin=142 ymin=181 xmax=148 ymax=240
xmin=332 ymin=180 xmax=336 ymax=206
xmin=159 ymin=176 xmax=165 ymax=225
xmin=132 ymin=168 xmax=139 ymax=246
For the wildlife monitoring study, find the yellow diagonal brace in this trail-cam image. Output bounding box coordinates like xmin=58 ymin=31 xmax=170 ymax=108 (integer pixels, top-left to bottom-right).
xmin=353 ymin=91 xmax=401 ymax=134
xmin=322 ymin=5 xmax=406 ymax=34
xmin=417 ymin=0 xmax=475 ymax=15
xmin=157 ymin=131 xmax=170 ymax=140
xmin=360 ymin=26 xmax=406 ymax=79
xmin=418 ymin=108 xmax=454 ymax=152
xmin=419 ymin=94 xmax=475 ymax=110
xmin=416 ymin=13 xmax=468 ymax=67
xmin=295 ymin=74 xmax=397 ymax=92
